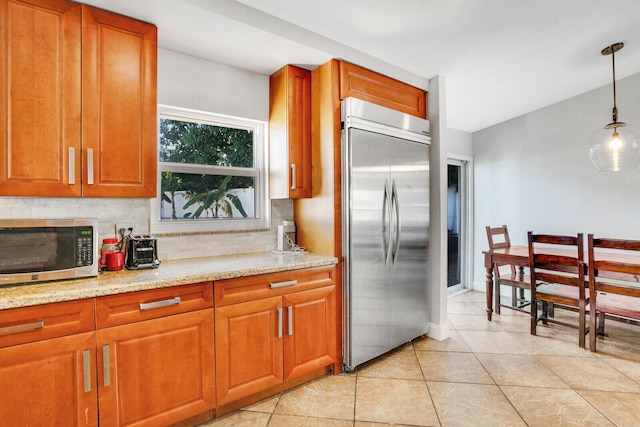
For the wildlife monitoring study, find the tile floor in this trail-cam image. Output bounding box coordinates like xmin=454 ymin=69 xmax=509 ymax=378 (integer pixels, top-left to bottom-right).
xmin=201 ymin=290 xmax=640 ymax=426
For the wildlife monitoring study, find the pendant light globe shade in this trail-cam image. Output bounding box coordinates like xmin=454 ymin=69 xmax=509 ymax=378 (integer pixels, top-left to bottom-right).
xmin=588 ymin=123 xmax=640 ymax=171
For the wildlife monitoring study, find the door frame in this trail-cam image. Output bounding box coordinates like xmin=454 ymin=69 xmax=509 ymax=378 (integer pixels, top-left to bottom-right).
xmin=446 ymin=155 xmax=473 ymax=293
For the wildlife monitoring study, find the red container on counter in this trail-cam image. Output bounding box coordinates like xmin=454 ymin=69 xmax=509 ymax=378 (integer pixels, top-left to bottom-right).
xmin=99 ymin=238 xmax=119 ymax=270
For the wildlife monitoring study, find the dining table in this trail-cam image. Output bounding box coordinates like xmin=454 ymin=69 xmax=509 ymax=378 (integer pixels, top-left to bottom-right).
xmin=483 ymin=245 xmax=530 ymax=321
xmin=483 ymin=244 xmax=640 ymax=321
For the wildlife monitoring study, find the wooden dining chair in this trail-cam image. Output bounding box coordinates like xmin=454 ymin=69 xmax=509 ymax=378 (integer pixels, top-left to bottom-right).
xmin=528 ymin=232 xmax=589 ymax=348
xmin=486 ymin=225 xmax=531 ymax=314
xmin=587 ymin=234 xmax=640 ymax=352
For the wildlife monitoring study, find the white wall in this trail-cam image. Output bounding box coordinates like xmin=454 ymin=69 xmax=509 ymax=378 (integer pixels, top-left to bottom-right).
xmin=0 ymin=48 xmax=291 ymax=260
xmin=472 ymin=71 xmax=640 ymax=289
xmin=447 ymin=128 xmax=473 ymax=157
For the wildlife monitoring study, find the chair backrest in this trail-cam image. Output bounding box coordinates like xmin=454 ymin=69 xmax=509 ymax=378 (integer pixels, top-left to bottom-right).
xmin=588 ymin=235 xmax=640 ymax=313
xmin=486 ymin=225 xmax=511 ymax=250
xmin=528 ymin=232 xmax=585 ymax=293
xmin=486 ymin=225 xmax=516 ymax=277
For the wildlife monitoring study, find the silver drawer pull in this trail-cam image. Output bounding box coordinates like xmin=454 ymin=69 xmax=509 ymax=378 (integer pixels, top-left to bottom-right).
xmin=83 ymin=349 xmax=92 ymax=393
xmin=269 ymin=279 xmax=297 ymax=289
xmin=0 ymin=320 xmax=44 ymax=336
xmin=287 ymin=305 xmax=293 ymax=336
xmin=277 ymin=307 xmax=283 ymax=338
xmin=139 ymin=297 xmax=181 ymax=311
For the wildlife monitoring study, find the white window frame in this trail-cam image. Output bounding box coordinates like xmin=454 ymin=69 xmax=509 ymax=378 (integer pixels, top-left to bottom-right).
xmin=150 ymin=104 xmax=269 ymax=234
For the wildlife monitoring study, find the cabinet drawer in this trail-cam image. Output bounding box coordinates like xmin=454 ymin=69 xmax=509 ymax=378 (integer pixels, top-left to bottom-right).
xmin=96 ymin=282 xmax=213 ymax=328
xmin=215 ymin=266 xmax=335 ymax=306
xmin=0 ymin=299 xmax=95 ymax=348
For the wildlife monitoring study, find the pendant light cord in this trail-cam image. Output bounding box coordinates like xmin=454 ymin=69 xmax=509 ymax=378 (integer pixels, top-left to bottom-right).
xmin=611 ymin=47 xmax=618 ymax=123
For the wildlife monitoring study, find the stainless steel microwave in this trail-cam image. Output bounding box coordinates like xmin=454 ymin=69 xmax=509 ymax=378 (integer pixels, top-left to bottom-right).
xmin=0 ymin=219 xmax=99 ymax=286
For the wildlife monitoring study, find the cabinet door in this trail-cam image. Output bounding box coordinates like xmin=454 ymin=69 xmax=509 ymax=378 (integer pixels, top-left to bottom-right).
xmin=81 ymin=5 xmax=157 ymax=197
xmin=269 ymin=65 xmax=312 ymax=199
xmin=0 ymin=331 xmax=97 ymax=426
xmin=215 ymin=296 xmax=283 ymax=406
xmin=0 ymin=0 xmax=82 ymax=197
xmin=282 ymin=286 xmax=336 ymax=381
xmin=339 ymin=61 xmax=427 ymax=119
xmin=96 ymin=309 xmax=214 ymax=427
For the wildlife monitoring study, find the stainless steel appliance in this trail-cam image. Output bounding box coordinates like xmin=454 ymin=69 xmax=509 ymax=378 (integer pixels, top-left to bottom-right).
xmin=0 ymin=218 xmax=99 ymax=286
xmin=125 ymin=235 xmax=160 ymax=270
xmin=342 ymin=98 xmax=430 ymax=371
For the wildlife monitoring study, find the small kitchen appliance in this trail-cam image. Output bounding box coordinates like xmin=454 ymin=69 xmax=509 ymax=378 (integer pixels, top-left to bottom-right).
xmin=125 ymin=235 xmax=160 ymax=270
xmin=0 ymin=218 xmax=99 ymax=286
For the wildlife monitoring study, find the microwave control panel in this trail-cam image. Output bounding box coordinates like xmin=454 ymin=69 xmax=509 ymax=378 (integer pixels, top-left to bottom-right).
xmin=76 ymin=226 xmax=95 ymax=267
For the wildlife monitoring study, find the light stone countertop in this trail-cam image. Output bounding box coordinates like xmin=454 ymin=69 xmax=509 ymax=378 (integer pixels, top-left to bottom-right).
xmin=0 ymin=252 xmax=338 ymax=310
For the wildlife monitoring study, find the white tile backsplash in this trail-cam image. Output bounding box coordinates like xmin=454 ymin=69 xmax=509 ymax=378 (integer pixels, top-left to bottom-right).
xmin=0 ymin=197 xmax=292 ymax=260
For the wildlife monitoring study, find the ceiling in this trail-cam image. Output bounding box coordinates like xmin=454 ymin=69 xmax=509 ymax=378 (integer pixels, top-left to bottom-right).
xmin=80 ymin=0 xmax=640 ymax=133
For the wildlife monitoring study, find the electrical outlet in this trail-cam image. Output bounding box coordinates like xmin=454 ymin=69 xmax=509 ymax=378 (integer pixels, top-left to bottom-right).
xmin=115 ymin=223 xmax=137 ymax=239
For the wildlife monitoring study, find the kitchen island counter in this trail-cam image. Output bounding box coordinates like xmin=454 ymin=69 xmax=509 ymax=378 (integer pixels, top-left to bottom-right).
xmin=0 ymin=252 xmax=338 ymax=310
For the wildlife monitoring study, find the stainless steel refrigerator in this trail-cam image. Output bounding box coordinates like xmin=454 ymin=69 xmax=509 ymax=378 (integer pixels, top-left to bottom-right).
xmin=342 ymin=97 xmax=430 ymax=371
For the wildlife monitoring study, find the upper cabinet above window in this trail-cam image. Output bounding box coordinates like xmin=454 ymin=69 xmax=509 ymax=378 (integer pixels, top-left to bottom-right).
xmin=0 ymin=0 xmax=157 ymax=198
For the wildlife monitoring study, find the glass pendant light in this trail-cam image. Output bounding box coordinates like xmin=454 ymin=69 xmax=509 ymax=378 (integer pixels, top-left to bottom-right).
xmin=588 ymin=42 xmax=640 ymax=171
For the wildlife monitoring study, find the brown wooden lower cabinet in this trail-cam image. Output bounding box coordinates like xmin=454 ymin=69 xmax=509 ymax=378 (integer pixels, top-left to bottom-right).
xmin=0 ymin=266 xmax=337 ymax=425
xmin=0 ymin=331 xmax=98 ymax=426
xmin=214 ymin=266 xmax=337 ymax=408
xmin=96 ymin=283 xmax=215 ymax=427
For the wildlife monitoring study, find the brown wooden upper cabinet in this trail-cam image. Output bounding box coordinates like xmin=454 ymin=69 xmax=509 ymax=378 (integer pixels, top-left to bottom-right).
xmin=0 ymin=0 xmax=157 ymax=197
xmin=269 ymin=65 xmax=312 ymax=199
xmin=339 ymin=61 xmax=427 ymax=119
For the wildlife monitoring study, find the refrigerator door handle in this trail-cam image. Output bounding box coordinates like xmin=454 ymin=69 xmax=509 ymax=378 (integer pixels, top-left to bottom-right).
xmin=382 ymin=179 xmax=391 ymax=265
xmin=391 ymin=180 xmax=401 ymax=265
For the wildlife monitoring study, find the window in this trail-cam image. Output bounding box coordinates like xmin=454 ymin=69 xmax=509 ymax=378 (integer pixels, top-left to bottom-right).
xmin=151 ymin=105 xmax=268 ymax=233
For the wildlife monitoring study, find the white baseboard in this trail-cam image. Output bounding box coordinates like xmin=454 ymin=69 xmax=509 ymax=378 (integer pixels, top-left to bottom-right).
xmin=426 ymin=322 xmax=450 ymax=341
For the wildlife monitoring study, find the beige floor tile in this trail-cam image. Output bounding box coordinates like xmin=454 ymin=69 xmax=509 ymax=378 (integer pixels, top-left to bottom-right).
xmin=475 ymin=353 xmax=568 ymax=388
xmin=578 ymin=390 xmax=640 ymax=427
xmin=457 ymin=330 xmax=530 ymax=354
xmin=509 ymin=331 xmax=595 ymax=356
xmin=501 ymin=386 xmax=614 ymax=426
xmin=202 ymin=410 xmax=271 ymax=426
xmin=428 ymin=381 xmax=526 ymax=427
xmin=448 ymin=314 xmax=506 ymax=332
xmin=598 ymin=356 xmax=640 ymax=383
xmin=490 ymin=313 xmax=533 ymax=333
xmin=539 ymin=355 xmax=640 ymax=392
xmin=243 ymin=395 xmax=280 ymax=413
xmin=412 ymin=330 xmax=472 ymax=353
xmin=447 ymin=300 xmax=486 ymax=315
xmin=267 ymin=414 xmax=353 ymax=426
xmin=355 ymin=377 xmax=438 ymax=426
xmin=592 ymin=337 xmax=640 ymax=361
xmin=274 ymin=374 xmax=356 ymax=420
xmin=416 ymin=351 xmax=493 ymax=384
xmin=357 ymin=345 xmax=423 ymax=380
xmin=355 ymin=423 xmax=414 ymax=427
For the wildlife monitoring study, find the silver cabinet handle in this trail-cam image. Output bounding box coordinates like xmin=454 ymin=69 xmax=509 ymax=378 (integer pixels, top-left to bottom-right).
xmin=277 ymin=307 xmax=283 ymax=338
xmin=68 ymin=147 xmax=75 ymax=184
xmin=103 ymin=344 xmax=111 ymax=387
xmin=87 ymin=148 xmax=94 ymax=185
xmin=269 ymin=280 xmax=297 ymax=289
xmin=83 ymin=349 xmax=92 ymax=393
xmin=290 ymin=163 xmax=297 ymax=190
xmin=139 ymin=297 xmax=181 ymax=311
xmin=287 ymin=305 xmax=293 ymax=336
xmin=0 ymin=320 xmax=44 ymax=336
